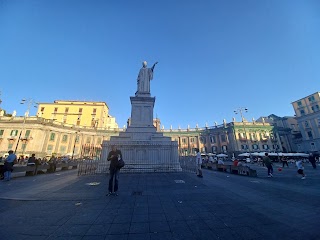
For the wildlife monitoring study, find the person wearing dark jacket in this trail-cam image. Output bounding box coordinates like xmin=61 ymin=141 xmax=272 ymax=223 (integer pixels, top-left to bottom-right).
xmin=107 ymin=145 xmax=122 ymax=196
xmin=263 ymin=152 xmax=273 ymax=177
xmin=308 ymin=153 xmax=317 ymax=169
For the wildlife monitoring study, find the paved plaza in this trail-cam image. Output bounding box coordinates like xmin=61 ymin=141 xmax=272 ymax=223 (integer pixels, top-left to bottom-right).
xmin=0 ymin=163 xmax=319 ymax=240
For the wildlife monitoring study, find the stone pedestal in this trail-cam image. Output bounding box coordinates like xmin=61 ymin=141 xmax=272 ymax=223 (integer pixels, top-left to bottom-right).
xmin=101 ymin=95 xmax=181 ymax=173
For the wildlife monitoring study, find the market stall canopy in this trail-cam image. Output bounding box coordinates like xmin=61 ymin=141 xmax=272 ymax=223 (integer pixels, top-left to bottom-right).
xmin=238 ymin=153 xmax=250 ymax=157
xmin=251 ymin=152 xmax=267 ymax=157
xmin=216 ymin=153 xmax=228 ymax=157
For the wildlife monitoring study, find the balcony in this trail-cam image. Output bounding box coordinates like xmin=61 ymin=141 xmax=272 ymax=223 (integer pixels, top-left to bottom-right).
xmin=7 ymin=136 xmax=18 ymax=140
xmin=21 ymin=136 xmax=33 ymax=141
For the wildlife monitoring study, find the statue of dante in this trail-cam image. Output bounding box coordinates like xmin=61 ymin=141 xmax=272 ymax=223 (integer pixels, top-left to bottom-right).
xmin=136 ymin=61 xmax=158 ymax=94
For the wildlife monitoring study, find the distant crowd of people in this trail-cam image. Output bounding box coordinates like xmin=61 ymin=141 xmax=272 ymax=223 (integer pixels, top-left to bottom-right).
xmin=0 ymin=151 xmax=78 ymax=181
xmin=199 ymin=152 xmax=318 ymax=180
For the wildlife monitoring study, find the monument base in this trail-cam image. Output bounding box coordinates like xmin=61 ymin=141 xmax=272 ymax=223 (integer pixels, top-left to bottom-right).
xmin=100 ymin=93 xmax=181 ymax=173
xmin=101 ymin=131 xmax=182 ymax=173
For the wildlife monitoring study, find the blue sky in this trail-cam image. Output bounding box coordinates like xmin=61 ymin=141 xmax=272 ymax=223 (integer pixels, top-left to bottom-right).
xmin=0 ymin=0 xmax=319 ymax=129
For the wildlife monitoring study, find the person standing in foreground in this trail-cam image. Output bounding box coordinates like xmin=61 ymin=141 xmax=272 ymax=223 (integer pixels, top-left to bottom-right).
xmin=296 ymin=159 xmax=306 ymax=179
xmin=263 ymin=152 xmax=273 ymax=177
xmin=107 ymin=145 xmax=122 ymax=196
xmin=3 ymin=150 xmax=17 ymax=181
xmin=196 ymin=149 xmax=203 ymax=178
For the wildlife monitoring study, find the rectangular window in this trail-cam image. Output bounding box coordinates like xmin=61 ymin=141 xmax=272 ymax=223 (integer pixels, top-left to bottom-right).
xmin=47 ymin=145 xmax=53 ymax=153
xmin=308 ymin=96 xmax=315 ymax=102
xmin=212 ymin=146 xmax=217 ymax=152
xmin=54 ymin=107 xmax=58 ymax=113
xmin=62 ymin=135 xmax=68 ymax=142
xmin=41 ymin=107 xmax=45 ymax=112
xmin=91 ymin=119 xmax=97 ymax=127
xmin=21 ymin=143 xmax=26 ymax=151
xmin=59 ymin=146 xmax=66 ymax=153
xmin=220 ymin=135 xmax=226 ymax=142
xmin=65 ymin=107 xmax=69 ymax=113
xmin=263 ymin=144 xmax=269 ymax=150
xmin=25 ymin=130 xmax=31 ymax=137
xmin=307 ymin=131 xmax=313 ymax=139
xmin=10 ymin=130 xmax=18 ymax=136
xmin=86 ymin=137 xmax=91 ymax=144
xmin=0 ymin=129 xmax=4 ymax=136
xmin=50 ymin=133 xmax=55 ymax=141
xmin=181 ymin=138 xmax=186 ymax=144
xmin=253 ymin=144 xmax=259 ymax=150
xmin=75 ymin=135 xmax=80 ymax=143
xmin=297 ymin=144 xmax=301 ymax=152
xmin=221 ymin=145 xmax=227 ymax=151
xmin=190 ymin=137 xmax=195 ymax=143
xmin=93 ymin=108 xmax=97 ymax=114
xmin=305 ymin=121 xmax=309 ymax=128
xmin=241 ymin=144 xmax=248 ymax=150
xmin=210 ymin=136 xmax=216 ymax=143
xmin=8 ymin=143 xmax=13 ymax=150
xmin=200 ymin=137 xmax=206 ymax=144
xmin=300 ymin=110 xmax=305 ymax=115
xmin=311 ymin=142 xmax=316 ymax=151
xmin=76 ymin=118 xmax=80 ymax=126
xmin=79 ymin=108 xmax=83 ymax=113
xmin=297 ymin=101 xmax=302 ymax=106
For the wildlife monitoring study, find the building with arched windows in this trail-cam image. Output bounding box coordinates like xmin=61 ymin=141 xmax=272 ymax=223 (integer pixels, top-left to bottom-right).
xmin=0 ymin=99 xmax=302 ymax=158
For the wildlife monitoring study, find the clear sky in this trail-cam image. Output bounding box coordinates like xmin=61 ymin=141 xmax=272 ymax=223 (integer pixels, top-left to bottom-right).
xmin=0 ymin=0 xmax=319 ymax=129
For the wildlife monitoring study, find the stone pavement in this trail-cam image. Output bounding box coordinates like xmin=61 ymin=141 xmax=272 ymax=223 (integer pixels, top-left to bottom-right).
xmin=0 ymin=163 xmax=319 ymax=240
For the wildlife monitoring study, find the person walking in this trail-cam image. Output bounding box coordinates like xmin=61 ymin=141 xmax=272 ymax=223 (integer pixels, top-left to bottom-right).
xmin=107 ymin=145 xmax=123 ymax=196
xmin=3 ymin=150 xmax=17 ymax=181
xmin=296 ymin=159 xmax=306 ymax=179
xmin=263 ymin=152 xmax=273 ymax=177
xmin=281 ymin=156 xmax=289 ymax=168
xmin=308 ymin=153 xmax=317 ymax=169
xmin=196 ymin=149 xmax=203 ymax=178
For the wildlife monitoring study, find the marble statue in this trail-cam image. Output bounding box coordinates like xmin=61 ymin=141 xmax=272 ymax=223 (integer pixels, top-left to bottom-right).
xmin=136 ymin=61 xmax=158 ymax=94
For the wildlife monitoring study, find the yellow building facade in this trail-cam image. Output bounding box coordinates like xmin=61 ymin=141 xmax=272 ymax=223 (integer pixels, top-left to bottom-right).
xmin=0 ymin=116 xmax=120 ymax=159
xmin=37 ymin=100 xmax=118 ymax=129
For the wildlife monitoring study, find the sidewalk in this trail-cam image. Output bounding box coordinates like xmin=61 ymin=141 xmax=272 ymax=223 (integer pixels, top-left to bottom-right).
xmin=1 ymin=168 xmax=319 ymax=240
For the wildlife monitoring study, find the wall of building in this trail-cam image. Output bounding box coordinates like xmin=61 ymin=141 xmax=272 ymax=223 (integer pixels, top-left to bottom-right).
xmin=292 ymin=92 xmax=320 ymax=153
xmin=37 ymin=100 xmax=118 ymax=129
xmin=0 ymin=115 xmax=297 ymax=159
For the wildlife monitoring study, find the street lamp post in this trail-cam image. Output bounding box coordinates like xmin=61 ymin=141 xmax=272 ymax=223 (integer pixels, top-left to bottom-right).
xmin=71 ymin=132 xmax=78 ymax=160
xmin=14 ymin=99 xmax=38 ymax=154
xmin=234 ymin=108 xmax=250 ymax=154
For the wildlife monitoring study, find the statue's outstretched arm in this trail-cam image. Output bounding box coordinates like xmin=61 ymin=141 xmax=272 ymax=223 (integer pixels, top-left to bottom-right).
xmin=151 ymin=62 xmax=158 ymax=71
